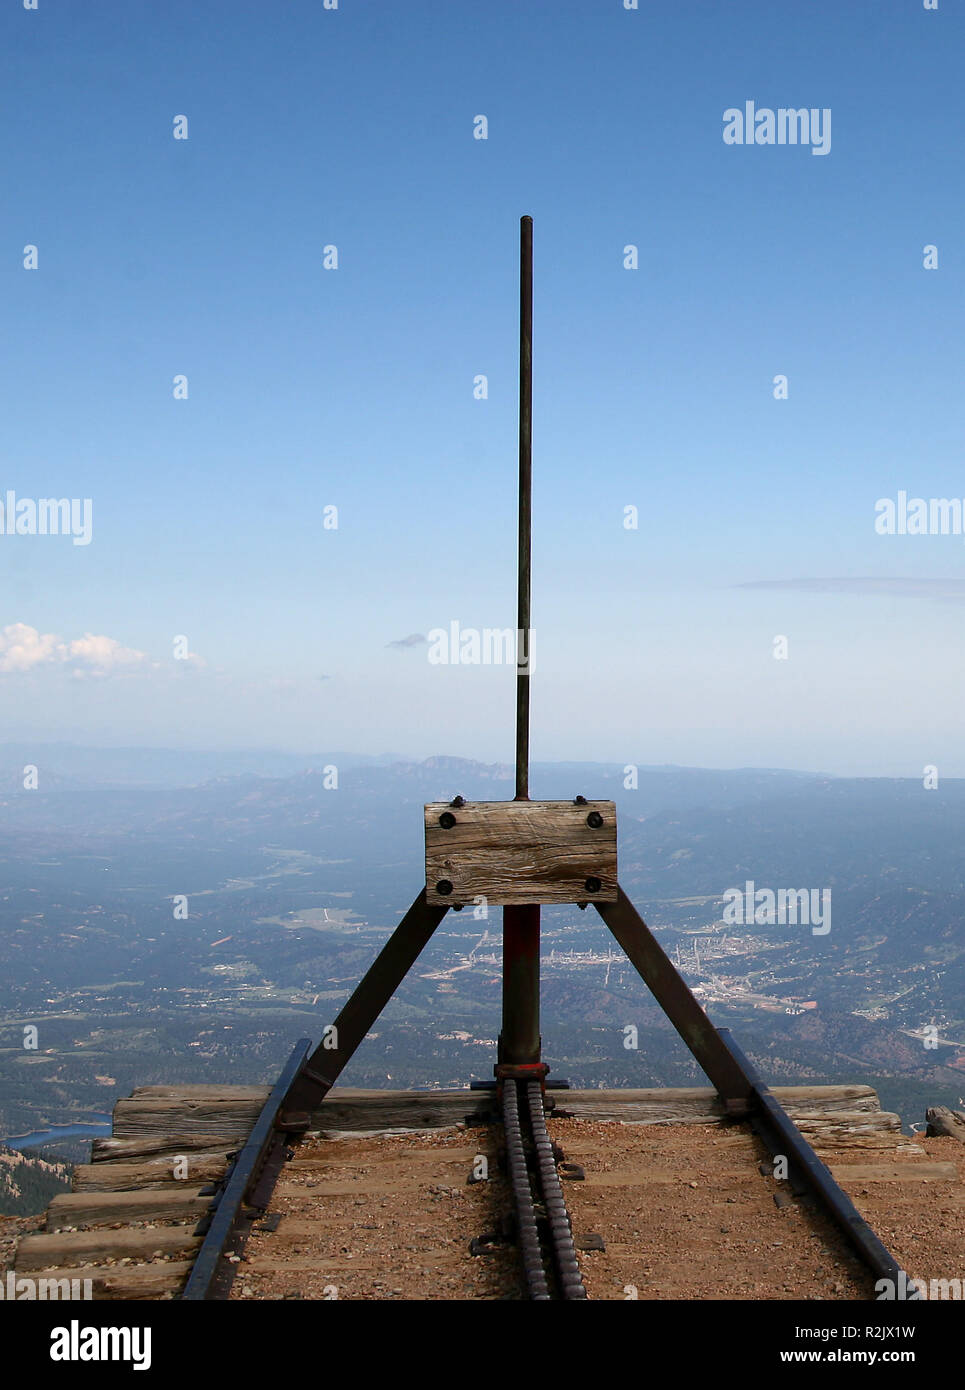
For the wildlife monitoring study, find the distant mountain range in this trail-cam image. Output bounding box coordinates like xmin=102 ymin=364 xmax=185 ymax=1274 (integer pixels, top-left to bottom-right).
xmin=0 ymin=744 xmax=409 ymax=790
xmin=0 ymin=750 xmax=962 ymax=1151
xmin=0 ymin=742 xmax=823 ymax=793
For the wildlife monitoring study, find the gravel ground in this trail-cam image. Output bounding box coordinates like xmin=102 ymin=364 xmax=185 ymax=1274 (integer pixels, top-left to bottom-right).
xmin=548 ymin=1117 xmax=869 ymax=1300
xmin=227 ymin=1117 xmax=965 ymax=1302
xmin=232 ymin=1125 xmax=522 ymax=1301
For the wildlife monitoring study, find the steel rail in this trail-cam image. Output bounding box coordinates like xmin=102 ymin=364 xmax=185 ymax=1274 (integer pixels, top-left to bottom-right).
xmin=717 ymin=1030 xmax=907 ymax=1288
xmin=181 ymin=1037 xmax=312 ymax=1300
xmin=502 ymin=1077 xmax=550 ymax=1299
xmin=525 ymin=1080 xmax=587 ymax=1299
xmin=595 ymin=889 xmax=906 ymax=1293
xmin=501 ymin=1079 xmax=586 ymax=1300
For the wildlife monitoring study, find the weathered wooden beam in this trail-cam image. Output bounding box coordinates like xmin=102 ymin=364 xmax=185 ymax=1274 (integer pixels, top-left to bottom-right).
xmin=790 ymin=1111 xmax=922 ymax=1155
xmin=303 ymin=1083 xmax=882 ymax=1133
xmin=15 ymin=1226 xmax=201 ymax=1271
xmin=73 ymin=1153 xmax=230 ymax=1192
xmin=289 ymin=1146 xmax=480 ymax=1168
xmin=91 ymin=1134 xmax=236 ymax=1164
xmin=128 ymin=1085 xmax=271 ymax=1102
xmin=424 ymin=799 xmax=617 ymax=905
xmin=21 ymin=1262 xmax=195 ymax=1301
xmin=111 ymin=1097 xmax=263 ymax=1141
xmin=46 ymin=1190 xmax=212 ymax=1230
xmin=567 ymin=1084 xmax=883 ymax=1121
xmin=279 ymin=905 xmax=445 ymax=1124
xmin=243 ymin=1250 xmax=454 ymax=1277
xmin=790 ymin=1109 xmax=901 ymax=1132
xmin=830 ymin=1161 xmax=958 ymax=1184
xmin=926 ymin=1105 xmax=965 ymax=1143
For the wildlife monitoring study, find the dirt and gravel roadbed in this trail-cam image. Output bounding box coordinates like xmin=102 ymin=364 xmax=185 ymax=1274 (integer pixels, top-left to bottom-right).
xmin=232 ymin=1125 xmax=521 ymax=1301
xmin=228 ymin=1115 xmax=964 ymax=1301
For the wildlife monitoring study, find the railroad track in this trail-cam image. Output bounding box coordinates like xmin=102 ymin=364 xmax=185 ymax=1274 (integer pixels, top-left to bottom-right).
xmin=13 ymin=1050 xmax=920 ymax=1301
xmin=717 ymin=1030 xmax=905 ymax=1290
xmin=181 ymin=1039 xmax=311 ymax=1300
xmin=14 ymin=1067 xmax=930 ymax=1302
xmin=186 ymin=1063 xmax=590 ymax=1302
xmin=501 ymin=1079 xmax=587 ymax=1300
xmin=494 ymin=1049 xmax=908 ymax=1302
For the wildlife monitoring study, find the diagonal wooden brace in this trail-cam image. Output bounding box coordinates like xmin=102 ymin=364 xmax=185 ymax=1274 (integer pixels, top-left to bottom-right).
xmin=279 ymin=888 xmax=449 ymax=1128
xmin=595 ymin=884 xmax=753 ymax=1110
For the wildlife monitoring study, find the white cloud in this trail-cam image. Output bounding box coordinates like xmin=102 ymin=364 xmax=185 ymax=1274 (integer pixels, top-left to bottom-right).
xmin=0 ymin=623 xmax=66 ymax=672
xmin=68 ymin=632 xmax=146 ymax=670
xmin=0 ymin=623 xmax=147 ymax=676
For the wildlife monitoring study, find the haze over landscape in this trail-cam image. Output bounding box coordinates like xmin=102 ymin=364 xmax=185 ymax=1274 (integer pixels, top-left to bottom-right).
xmin=2 ymin=744 xmax=964 ymax=1217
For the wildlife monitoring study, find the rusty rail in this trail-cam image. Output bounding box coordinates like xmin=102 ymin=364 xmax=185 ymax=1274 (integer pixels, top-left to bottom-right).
xmin=181 ymin=1038 xmax=311 ymax=1300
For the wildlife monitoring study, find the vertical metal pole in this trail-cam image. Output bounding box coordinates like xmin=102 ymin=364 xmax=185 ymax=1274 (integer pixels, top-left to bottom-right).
xmin=500 ymin=216 xmax=541 ymax=1071
xmin=515 ymin=214 xmax=533 ymax=804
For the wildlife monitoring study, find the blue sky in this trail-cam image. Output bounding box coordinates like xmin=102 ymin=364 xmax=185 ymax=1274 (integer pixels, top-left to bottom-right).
xmin=1 ymin=0 xmax=963 ymax=775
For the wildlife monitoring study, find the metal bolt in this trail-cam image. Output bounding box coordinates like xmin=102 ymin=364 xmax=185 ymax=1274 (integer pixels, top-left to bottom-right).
xmin=585 ymin=877 xmax=602 ymax=893
xmin=438 ymin=812 xmax=456 ymax=829
xmin=436 ymin=879 xmax=454 ymax=895
xmin=586 ymin=811 xmax=603 ymax=828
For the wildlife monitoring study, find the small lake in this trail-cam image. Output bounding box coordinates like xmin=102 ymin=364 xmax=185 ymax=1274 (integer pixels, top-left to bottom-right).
xmin=3 ymin=1115 xmax=112 ymax=1151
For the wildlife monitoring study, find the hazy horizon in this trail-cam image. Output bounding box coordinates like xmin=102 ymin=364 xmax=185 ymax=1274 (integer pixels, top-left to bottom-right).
xmin=0 ymin=737 xmax=932 ymax=785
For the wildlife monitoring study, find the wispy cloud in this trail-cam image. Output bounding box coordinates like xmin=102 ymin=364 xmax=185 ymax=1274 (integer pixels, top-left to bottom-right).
xmin=386 ymin=633 xmax=427 ymax=649
xmin=737 ymin=577 xmax=965 ymax=603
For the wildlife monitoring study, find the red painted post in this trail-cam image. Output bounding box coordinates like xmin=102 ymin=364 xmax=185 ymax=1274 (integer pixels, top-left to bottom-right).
xmin=499 ymin=903 xmax=541 ymax=1065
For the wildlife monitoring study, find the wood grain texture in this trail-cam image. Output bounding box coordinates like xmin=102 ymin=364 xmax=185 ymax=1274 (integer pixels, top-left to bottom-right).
xmin=306 ymin=1083 xmax=883 ymax=1133
xmin=19 ymin=1261 xmax=195 ymax=1300
xmin=15 ymin=1226 xmax=201 ymax=1271
xmin=793 ymin=1112 xmax=922 ymax=1155
xmin=111 ymin=1097 xmax=263 ymax=1140
xmin=91 ymin=1133 xmax=236 ymax=1163
xmin=424 ymin=799 xmax=617 ymax=905
xmin=926 ymin=1105 xmax=965 ymax=1143
xmin=46 ymin=1190 xmax=212 ymax=1230
xmin=73 ymin=1153 xmax=230 ymax=1191
xmin=128 ymin=1084 xmax=271 ymax=1102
